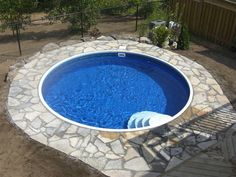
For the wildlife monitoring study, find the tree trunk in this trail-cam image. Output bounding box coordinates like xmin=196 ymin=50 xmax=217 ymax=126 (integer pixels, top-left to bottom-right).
xmin=135 ymin=4 xmax=139 ymax=31
xmin=16 ymin=24 xmax=22 ymax=56
xmin=80 ymin=0 xmax=84 ymax=37
xmin=12 ymin=29 xmax=15 ymax=37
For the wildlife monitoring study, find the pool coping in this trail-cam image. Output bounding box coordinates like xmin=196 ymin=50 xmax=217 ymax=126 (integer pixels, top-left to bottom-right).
xmin=7 ymin=39 xmax=236 ymax=177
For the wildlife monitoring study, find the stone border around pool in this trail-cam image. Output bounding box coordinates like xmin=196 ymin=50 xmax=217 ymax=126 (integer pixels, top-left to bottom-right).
xmin=7 ymin=39 xmax=236 ymax=177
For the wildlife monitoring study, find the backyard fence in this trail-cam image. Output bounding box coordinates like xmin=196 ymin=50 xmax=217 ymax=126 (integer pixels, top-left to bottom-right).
xmin=171 ymin=0 xmax=236 ymax=46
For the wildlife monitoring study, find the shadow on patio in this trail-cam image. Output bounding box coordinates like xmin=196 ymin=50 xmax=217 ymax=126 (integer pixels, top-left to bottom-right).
xmin=128 ymin=100 xmax=236 ymax=177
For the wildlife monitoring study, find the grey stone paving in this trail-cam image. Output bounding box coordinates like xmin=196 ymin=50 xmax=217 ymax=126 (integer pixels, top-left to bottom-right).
xmin=6 ymin=39 xmax=236 ymax=177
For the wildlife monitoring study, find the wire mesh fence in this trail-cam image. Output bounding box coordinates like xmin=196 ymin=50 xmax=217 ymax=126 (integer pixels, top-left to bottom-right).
xmin=0 ymin=1 xmax=166 ymax=57
xmin=0 ymin=15 xmax=137 ymax=57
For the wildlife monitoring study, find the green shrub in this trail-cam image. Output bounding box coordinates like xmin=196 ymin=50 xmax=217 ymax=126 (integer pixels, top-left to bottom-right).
xmin=150 ymin=26 xmax=170 ymax=47
xmin=178 ymin=24 xmax=190 ymax=50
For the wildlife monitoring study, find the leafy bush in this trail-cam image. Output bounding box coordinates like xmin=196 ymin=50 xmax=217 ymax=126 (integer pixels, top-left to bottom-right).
xmin=177 ymin=24 xmax=190 ymax=50
xmin=150 ymin=26 xmax=170 ymax=47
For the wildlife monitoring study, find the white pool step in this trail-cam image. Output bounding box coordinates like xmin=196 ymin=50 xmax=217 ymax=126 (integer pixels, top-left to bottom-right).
xmin=141 ymin=116 xmax=151 ymax=127
xmin=135 ymin=115 xmax=147 ymax=128
xmin=127 ymin=111 xmax=173 ymax=129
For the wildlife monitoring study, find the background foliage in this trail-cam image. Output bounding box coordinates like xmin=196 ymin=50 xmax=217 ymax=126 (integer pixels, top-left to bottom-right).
xmin=0 ymin=0 xmax=37 ymax=32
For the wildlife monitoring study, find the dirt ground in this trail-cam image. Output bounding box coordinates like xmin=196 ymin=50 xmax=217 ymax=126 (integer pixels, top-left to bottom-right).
xmin=175 ymin=37 xmax=236 ymax=109
xmin=0 ymin=15 xmax=236 ymax=177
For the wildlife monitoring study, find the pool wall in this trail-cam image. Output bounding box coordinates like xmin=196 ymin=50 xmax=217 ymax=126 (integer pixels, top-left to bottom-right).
xmin=38 ymin=51 xmax=193 ymax=132
xmin=7 ymin=39 xmax=234 ymax=177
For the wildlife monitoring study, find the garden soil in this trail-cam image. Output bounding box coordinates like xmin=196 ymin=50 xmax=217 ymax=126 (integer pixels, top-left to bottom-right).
xmin=0 ymin=14 xmax=236 ymax=177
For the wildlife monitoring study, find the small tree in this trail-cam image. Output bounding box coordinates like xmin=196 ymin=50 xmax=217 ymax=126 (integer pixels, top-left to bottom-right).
xmin=0 ymin=0 xmax=36 ymax=55
xmin=178 ymin=24 xmax=190 ymax=50
xmin=48 ymin=0 xmax=100 ymax=35
xmin=169 ymin=2 xmax=185 ymax=24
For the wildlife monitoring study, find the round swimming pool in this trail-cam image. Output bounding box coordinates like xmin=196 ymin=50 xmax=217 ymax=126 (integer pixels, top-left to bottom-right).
xmin=39 ymin=51 xmax=193 ymax=132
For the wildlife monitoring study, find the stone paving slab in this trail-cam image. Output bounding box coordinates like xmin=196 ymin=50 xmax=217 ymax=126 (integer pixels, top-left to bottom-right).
xmin=6 ymin=39 xmax=236 ymax=177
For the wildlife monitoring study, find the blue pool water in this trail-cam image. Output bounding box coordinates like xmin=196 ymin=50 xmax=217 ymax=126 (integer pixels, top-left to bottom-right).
xmin=42 ymin=52 xmax=190 ymax=129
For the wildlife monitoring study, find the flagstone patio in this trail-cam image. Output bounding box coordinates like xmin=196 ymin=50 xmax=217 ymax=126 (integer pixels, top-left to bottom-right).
xmin=7 ymin=39 xmax=236 ymax=177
